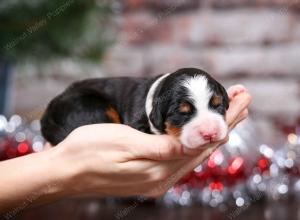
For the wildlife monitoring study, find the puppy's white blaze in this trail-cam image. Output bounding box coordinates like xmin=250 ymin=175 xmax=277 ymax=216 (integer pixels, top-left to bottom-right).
xmin=181 ymin=75 xmax=228 ymax=149
xmin=182 ymin=75 xmax=212 ymax=112
xmin=145 ymin=73 xmax=170 ymax=134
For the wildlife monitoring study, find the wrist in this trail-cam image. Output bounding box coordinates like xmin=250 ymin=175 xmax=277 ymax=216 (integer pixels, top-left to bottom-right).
xmin=25 ymin=147 xmax=72 ymax=204
xmin=49 ymin=140 xmax=92 ymax=197
xmin=42 ymin=143 xmax=77 ymax=198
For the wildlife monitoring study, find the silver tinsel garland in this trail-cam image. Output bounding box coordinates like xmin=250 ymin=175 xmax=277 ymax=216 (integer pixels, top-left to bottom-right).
xmin=1 ymin=114 xmax=299 ymax=209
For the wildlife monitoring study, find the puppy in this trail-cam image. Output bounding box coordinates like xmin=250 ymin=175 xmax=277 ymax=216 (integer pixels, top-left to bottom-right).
xmin=41 ymin=68 xmax=230 ymax=149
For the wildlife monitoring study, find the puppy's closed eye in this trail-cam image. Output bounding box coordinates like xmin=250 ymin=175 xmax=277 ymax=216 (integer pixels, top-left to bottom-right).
xmin=179 ymin=102 xmax=192 ymax=114
xmin=210 ymin=95 xmax=222 ymax=107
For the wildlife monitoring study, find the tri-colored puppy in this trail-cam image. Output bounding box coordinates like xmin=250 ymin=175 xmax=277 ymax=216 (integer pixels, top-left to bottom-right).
xmin=41 ymin=68 xmax=241 ymax=149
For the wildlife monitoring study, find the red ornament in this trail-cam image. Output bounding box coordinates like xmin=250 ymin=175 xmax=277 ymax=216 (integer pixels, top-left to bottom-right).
xmin=17 ymin=142 xmax=29 ymax=154
xmin=258 ymin=157 xmax=269 ymax=171
xmin=209 ymin=181 xmax=223 ymax=192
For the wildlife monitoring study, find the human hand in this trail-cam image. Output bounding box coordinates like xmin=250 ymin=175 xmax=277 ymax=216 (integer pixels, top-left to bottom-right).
xmin=0 ymin=85 xmax=251 ymax=214
xmin=50 ymin=86 xmax=251 ymax=198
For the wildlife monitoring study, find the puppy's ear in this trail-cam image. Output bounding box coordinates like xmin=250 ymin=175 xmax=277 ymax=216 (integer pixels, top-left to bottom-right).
xmin=147 ymin=74 xmax=170 ymax=133
xmin=220 ymin=85 xmax=229 ymax=110
xmin=149 ymin=98 xmax=165 ymax=132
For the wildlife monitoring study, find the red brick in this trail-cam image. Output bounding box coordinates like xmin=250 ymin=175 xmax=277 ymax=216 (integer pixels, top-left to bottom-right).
xmin=123 ymin=0 xmax=201 ymax=11
xmin=117 ymin=9 xmax=299 ymax=45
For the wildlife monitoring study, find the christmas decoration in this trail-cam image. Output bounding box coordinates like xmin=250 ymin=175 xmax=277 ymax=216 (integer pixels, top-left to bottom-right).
xmin=1 ymin=114 xmax=300 ymax=211
xmin=0 ymin=114 xmax=44 ymax=161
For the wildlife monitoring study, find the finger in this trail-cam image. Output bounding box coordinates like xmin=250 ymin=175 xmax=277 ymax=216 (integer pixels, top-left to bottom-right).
xmin=227 ymin=84 xmax=248 ymax=101
xmin=226 ymin=92 xmax=252 ymax=125
xmin=228 ymin=109 xmax=249 ymax=131
xmin=182 ymin=136 xmax=228 ymax=156
xmin=226 ymin=92 xmax=251 ymax=125
xmin=219 ymin=135 xmax=230 ymax=145
xmin=182 ymin=146 xmax=206 ymax=156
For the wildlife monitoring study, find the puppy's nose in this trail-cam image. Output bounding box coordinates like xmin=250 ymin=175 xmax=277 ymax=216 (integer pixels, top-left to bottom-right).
xmin=199 ymin=132 xmax=217 ymax=141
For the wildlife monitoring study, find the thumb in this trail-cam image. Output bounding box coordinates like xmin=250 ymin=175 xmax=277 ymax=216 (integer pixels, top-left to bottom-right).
xmin=130 ymin=133 xmax=185 ymax=161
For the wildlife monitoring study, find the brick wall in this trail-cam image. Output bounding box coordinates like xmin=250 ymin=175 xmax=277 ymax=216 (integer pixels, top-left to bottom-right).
xmin=14 ymin=0 xmax=300 ymax=125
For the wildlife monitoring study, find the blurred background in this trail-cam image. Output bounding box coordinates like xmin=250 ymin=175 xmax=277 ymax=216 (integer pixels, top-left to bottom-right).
xmin=1 ymin=0 xmax=300 ymax=220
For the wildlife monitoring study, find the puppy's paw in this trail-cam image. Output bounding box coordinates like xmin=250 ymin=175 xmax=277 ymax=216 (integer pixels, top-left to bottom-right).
xmin=227 ymin=85 xmax=247 ymax=101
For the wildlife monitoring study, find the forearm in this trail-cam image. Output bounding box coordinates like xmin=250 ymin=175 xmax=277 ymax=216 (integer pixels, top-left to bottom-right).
xmin=0 ymin=147 xmax=69 ymax=214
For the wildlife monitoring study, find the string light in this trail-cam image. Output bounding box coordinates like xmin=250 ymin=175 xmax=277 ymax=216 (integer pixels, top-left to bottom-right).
xmin=258 ymin=157 xmax=269 ymax=170
xmin=287 ymin=133 xmax=297 ymax=144
xmin=228 ymin=157 xmax=244 ymax=175
xmin=209 ymin=182 xmax=223 ymax=192
xmin=207 ymin=150 xmax=224 ymax=168
xmin=0 ymin=115 xmax=43 ymax=161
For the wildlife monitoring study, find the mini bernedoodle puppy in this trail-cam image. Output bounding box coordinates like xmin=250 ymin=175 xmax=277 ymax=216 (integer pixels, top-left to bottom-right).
xmin=41 ymin=68 xmax=244 ymax=149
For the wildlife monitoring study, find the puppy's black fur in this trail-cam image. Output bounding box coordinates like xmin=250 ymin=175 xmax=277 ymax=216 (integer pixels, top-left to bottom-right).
xmin=41 ymin=68 xmax=228 ymax=145
xmin=149 ymin=69 xmax=229 ymax=133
